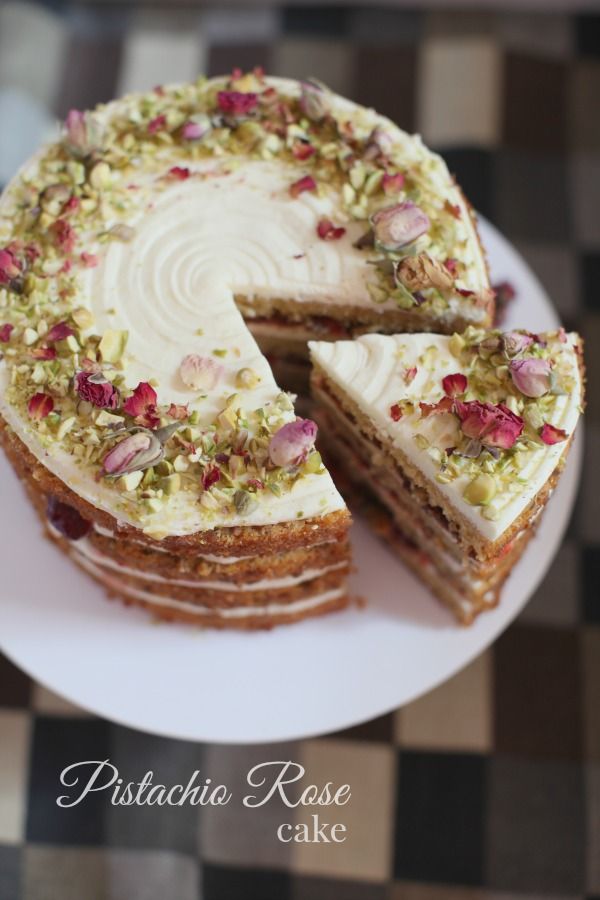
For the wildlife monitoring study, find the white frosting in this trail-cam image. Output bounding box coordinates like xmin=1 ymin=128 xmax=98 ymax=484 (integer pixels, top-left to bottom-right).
xmin=73 ymin=553 xmax=345 ymax=619
xmin=310 ymin=332 xmax=582 ymax=542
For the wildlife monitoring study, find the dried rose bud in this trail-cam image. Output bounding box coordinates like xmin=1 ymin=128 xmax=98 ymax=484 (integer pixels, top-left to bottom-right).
xmin=0 ymin=323 xmax=14 ymax=342
xmin=371 ymin=202 xmax=429 ymax=251
xmin=317 ymin=218 xmax=346 ymax=241
xmin=75 ymin=371 xmax=120 ymax=409
xmin=46 ymin=321 xmax=75 ymax=343
xmin=442 ymin=373 xmax=467 ymax=398
xmin=269 ymin=418 xmax=318 ymax=467
xmin=396 ymin=253 xmax=453 ymax=293
xmin=382 ymin=172 xmax=405 ymax=195
xmin=364 ymin=126 xmax=393 ymax=161
xmin=181 ymin=115 xmax=211 ymax=140
xmin=179 ymin=354 xmax=224 ymax=391
xmin=64 ymin=109 xmax=87 ymax=155
xmin=28 ymin=392 xmax=54 ymax=420
xmin=540 ymin=423 xmax=568 ymax=445
xmin=217 ymin=91 xmax=258 ymax=117
xmin=289 ymin=175 xmax=317 ymax=198
xmin=502 ymin=331 xmax=534 ymax=357
xmin=123 ymin=382 xmax=160 ymax=428
xmin=509 ymin=358 xmax=551 ymax=398
xmin=46 ymin=496 xmax=90 ymax=541
xmin=455 ymin=400 xmax=523 ymax=450
xmin=299 ymin=81 xmax=328 ymax=122
xmin=103 ymin=431 xmax=160 ymax=476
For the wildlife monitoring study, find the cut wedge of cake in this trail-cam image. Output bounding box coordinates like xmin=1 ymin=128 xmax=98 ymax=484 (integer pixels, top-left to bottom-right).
xmin=310 ymin=327 xmax=584 ymax=623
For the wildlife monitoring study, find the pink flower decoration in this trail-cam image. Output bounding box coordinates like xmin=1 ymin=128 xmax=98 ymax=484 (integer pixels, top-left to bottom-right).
xmin=148 ymin=114 xmax=167 ymax=134
xmin=269 ymin=418 xmax=318 ymax=467
xmin=370 ymin=202 xmax=430 ymax=251
xmin=317 ymin=218 xmax=346 ymax=241
xmin=289 ymin=175 xmax=317 ymax=198
xmin=442 ymin=373 xmax=467 ymax=398
xmin=0 ymin=248 xmax=21 ymax=284
xmin=0 ymin=323 xmax=14 ymax=342
xmin=382 ymin=172 xmax=405 ymax=195
xmin=217 ymin=91 xmax=258 ymax=117
xmin=364 ymin=127 xmax=393 ymax=161
xmin=103 ymin=431 xmax=156 ymax=476
xmin=123 ymin=382 xmax=160 ymax=428
xmin=509 ymin=358 xmax=551 ymax=398
xmin=502 ymin=331 xmax=534 ymax=357
xmin=540 ymin=423 xmax=568 ymax=445
xmin=179 ymin=355 xmax=224 ymax=391
xmin=455 ymin=400 xmax=524 ymax=450
xmin=181 ymin=119 xmax=209 ymax=141
xmin=167 ymin=166 xmax=190 ymax=181
xmin=299 ymin=82 xmax=328 ymax=122
xmin=28 ymin=392 xmax=54 ymax=420
xmin=75 ymin=371 xmax=120 ymax=409
xmin=46 ymin=322 xmax=75 ymax=343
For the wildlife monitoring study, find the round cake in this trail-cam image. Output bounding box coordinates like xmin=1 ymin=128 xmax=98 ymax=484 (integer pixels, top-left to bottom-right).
xmin=0 ymin=69 xmax=492 ymax=628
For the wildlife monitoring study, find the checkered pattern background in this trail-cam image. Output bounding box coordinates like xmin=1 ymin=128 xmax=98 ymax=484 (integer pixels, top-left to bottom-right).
xmin=0 ymin=2 xmax=599 ymax=898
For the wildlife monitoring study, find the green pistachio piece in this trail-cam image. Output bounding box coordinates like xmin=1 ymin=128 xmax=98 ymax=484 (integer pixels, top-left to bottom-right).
xmin=98 ymin=329 xmax=128 ymax=363
xmin=463 ymin=473 xmax=497 ymax=506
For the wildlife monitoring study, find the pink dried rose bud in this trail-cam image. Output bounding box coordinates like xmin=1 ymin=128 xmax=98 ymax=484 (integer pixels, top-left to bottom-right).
xmin=299 ymin=81 xmax=328 ymax=122
xmin=181 ymin=116 xmax=210 ymax=141
xmin=28 ymin=392 xmax=54 ymax=420
xmin=0 ymin=323 xmax=14 ymax=342
xmin=317 ymin=218 xmax=346 ymax=241
xmin=46 ymin=321 xmax=75 ymax=343
xmin=103 ymin=431 xmax=159 ymax=476
xmin=269 ymin=418 xmax=318 ymax=467
xmin=442 ymin=373 xmax=468 ymax=398
xmin=502 ymin=331 xmax=534 ymax=357
xmin=370 ymin=202 xmax=430 ymax=251
xmin=289 ymin=175 xmax=317 ymax=198
xmin=179 ymin=354 xmax=224 ymax=391
xmin=123 ymin=382 xmax=160 ymax=428
xmin=217 ymin=91 xmax=258 ymax=117
xmin=75 ymin=371 xmax=120 ymax=409
xmin=455 ymin=400 xmax=524 ymax=450
xmin=382 ymin=172 xmax=405 ymax=195
xmin=540 ymin=423 xmax=568 ymax=445
xmin=46 ymin=496 xmax=90 ymax=541
xmin=364 ymin=126 xmax=393 ymax=161
xmin=64 ymin=109 xmax=87 ymax=154
xmin=509 ymin=358 xmax=552 ymax=398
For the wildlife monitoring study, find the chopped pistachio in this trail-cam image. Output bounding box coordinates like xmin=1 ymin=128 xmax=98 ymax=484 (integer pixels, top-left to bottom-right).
xmin=463 ymin=473 xmax=497 ymax=506
xmin=98 ymin=329 xmax=128 ymax=363
xmin=235 ymin=367 xmax=260 ymax=389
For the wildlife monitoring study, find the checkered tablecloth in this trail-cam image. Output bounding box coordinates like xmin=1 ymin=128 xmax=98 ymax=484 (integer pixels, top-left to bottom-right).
xmin=0 ymin=3 xmax=598 ymax=898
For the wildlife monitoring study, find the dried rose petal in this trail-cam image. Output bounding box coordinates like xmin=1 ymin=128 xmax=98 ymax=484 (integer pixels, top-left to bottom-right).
xmin=502 ymin=331 xmax=534 ymax=357
xmin=420 ymin=397 xmax=454 ymax=418
xmin=557 ymin=327 xmax=567 ymax=344
xmin=269 ymin=418 xmax=318 ymax=467
xmin=31 ymin=347 xmax=57 ymax=360
xmin=80 ymin=252 xmax=99 ymax=268
xmin=179 ymin=354 xmax=224 ymax=391
xmin=0 ymin=323 xmax=14 ymax=342
xmin=167 ymin=403 xmax=189 ymax=421
xmin=403 ymin=367 xmax=417 ymax=385
xmin=290 ymin=175 xmax=317 ymax=198
xmin=444 ymin=200 xmax=461 ymax=219
xmin=167 ymin=166 xmax=190 ymax=181
xmin=201 ymin=464 xmax=221 ymax=491
xmin=317 ymin=218 xmax=346 ymax=241
xmin=299 ymin=82 xmax=328 ymax=122
xmin=364 ymin=126 xmax=393 ymax=161
xmin=0 ymin=248 xmax=21 ymax=283
xmin=75 ymin=371 xmax=119 ymax=409
xmin=292 ymin=141 xmax=315 ymax=160
xmin=103 ymin=431 xmax=156 ymax=476
xmin=382 ymin=172 xmax=405 ymax=195
xmin=28 ymin=392 xmax=54 ymax=420
xmin=50 ymin=219 xmax=76 ymax=255
xmin=390 ymin=403 xmax=403 ymax=422
xmin=46 ymin=321 xmax=75 ymax=343
xmin=540 ymin=423 xmax=568 ymax=445
xmin=148 ymin=114 xmax=167 ymax=134
xmin=46 ymin=496 xmax=91 ymax=540
xmin=510 ymin=358 xmax=551 ymax=398
xmin=123 ymin=382 xmax=160 ymax=428
xmin=455 ymin=400 xmax=523 ymax=450
xmin=370 ymin=202 xmax=429 ymax=251
xmin=444 ymin=258 xmax=458 ymax=275
xmin=442 ymin=372 xmax=467 ymax=397
xmin=217 ymin=91 xmax=258 ymax=117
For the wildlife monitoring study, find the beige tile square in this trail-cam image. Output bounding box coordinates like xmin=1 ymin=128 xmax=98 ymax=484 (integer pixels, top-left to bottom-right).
xmin=31 ymin=684 xmax=88 ymax=717
xmin=118 ymin=17 xmax=205 ymax=96
xmin=497 ymin=12 xmax=573 ymax=58
xmin=582 ymin=628 xmax=600 ymax=763
xmin=570 ymin=153 xmax=600 ymax=246
xmin=290 ymin=738 xmax=395 ymax=882
xmin=396 ymin=651 xmax=492 ymax=752
xmin=271 ymin=39 xmax=352 ymax=96
xmin=0 ymin=710 xmax=30 ymax=843
xmin=417 ymin=37 xmax=501 ymax=148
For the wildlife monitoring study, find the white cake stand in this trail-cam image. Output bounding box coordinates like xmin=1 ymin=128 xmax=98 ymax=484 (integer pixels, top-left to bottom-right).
xmin=0 ymin=219 xmax=582 ymax=743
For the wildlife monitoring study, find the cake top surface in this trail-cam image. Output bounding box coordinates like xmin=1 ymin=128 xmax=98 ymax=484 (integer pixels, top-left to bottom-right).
xmin=0 ymin=70 xmax=489 ymax=537
xmin=310 ymin=327 xmax=583 ymax=542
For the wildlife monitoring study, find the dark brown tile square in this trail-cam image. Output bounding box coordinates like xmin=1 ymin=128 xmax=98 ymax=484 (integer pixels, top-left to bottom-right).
xmin=493 ymin=624 xmax=583 ymax=760
xmin=55 ymin=36 xmax=123 ymax=117
xmin=353 ymin=46 xmax=417 ymax=134
xmin=332 ymin=712 xmax=394 ymax=743
xmin=503 ymin=53 xmax=568 ymax=153
xmin=208 ymin=44 xmax=272 ymax=78
xmin=0 ymin=655 xmax=31 ymax=709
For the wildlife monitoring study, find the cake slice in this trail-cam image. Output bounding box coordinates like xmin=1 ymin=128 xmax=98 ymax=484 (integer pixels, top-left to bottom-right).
xmin=310 ymin=327 xmax=584 ymax=623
